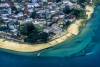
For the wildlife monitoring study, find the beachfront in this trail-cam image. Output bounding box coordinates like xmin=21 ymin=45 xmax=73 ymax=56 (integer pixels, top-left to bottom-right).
xmin=0 ymin=5 xmax=94 ymax=52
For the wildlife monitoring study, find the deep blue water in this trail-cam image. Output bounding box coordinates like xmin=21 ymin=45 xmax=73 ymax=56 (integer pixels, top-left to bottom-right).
xmin=0 ymin=6 xmax=100 ymax=67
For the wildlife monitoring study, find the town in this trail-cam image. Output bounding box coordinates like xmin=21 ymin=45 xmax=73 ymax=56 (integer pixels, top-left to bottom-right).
xmin=0 ymin=0 xmax=92 ymax=44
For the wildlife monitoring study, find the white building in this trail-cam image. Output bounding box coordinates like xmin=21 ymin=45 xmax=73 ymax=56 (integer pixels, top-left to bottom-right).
xmin=0 ymin=3 xmax=11 ymax=15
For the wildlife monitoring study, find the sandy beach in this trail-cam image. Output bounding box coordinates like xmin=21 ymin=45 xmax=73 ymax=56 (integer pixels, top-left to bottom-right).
xmin=0 ymin=5 xmax=94 ymax=52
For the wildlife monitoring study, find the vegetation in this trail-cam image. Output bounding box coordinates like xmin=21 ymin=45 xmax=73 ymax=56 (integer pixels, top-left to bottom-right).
xmin=71 ymin=9 xmax=86 ymax=19
xmin=20 ymin=22 xmax=49 ymax=44
xmin=55 ymin=0 xmax=61 ymax=3
xmin=20 ymin=22 xmax=36 ymax=36
xmin=63 ymin=6 xmax=72 ymax=14
xmin=0 ymin=19 xmax=4 ymax=26
xmin=77 ymin=0 xmax=87 ymax=4
xmin=63 ymin=6 xmax=86 ymax=19
xmin=77 ymin=0 xmax=88 ymax=8
xmin=30 ymin=11 xmax=37 ymax=19
xmin=63 ymin=21 xmax=71 ymax=29
xmin=24 ymin=32 xmax=49 ymax=43
xmin=93 ymin=0 xmax=100 ymax=5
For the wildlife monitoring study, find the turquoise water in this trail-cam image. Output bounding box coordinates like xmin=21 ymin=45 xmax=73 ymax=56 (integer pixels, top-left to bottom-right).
xmin=36 ymin=6 xmax=99 ymax=57
xmin=0 ymin=6 xmax=100 ymax=67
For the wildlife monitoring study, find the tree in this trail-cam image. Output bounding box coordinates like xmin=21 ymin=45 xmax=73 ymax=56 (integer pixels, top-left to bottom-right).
xmin=77 ymin=0 xmax=88 ymax=7
xmin=0 ymin=19 xmax=4 ymax=26
xmin=30 ymin=11 xmax=37 ymax=19
xmin=94 ymin=0 xmax=100 ymax=5
xmin=63 ymin=6 xmax=72 ymax=14
xmin=24 ymin=32 xmax=38 ymax=43
xmin=71 ymin=9 xmax=86 ymax=19
xmin=38 ymin=32 xmax=49 ymax=42
xmin=55 ymin=0 xmax=61 ymax=3
xmin=20 ymin=22 xmax=49 ymax=43
xmin=20 ymin=22 xmax=36 ymax=35
xmin=78 ymin=0 xmax=87 ymax=3
xmin=24 ymin=32 xmax=49 ymax=43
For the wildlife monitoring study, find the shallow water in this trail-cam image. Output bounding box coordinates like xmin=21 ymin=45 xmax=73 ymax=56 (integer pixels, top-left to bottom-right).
xmin=37 ymin=6 xmax=100 ymax=57
xmin=0 ymin=6 xmax=100 ymax=67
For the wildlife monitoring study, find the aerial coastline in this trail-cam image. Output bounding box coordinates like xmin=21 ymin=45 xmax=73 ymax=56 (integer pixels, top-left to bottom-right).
xmin=0 ymin=5 xmax=94 ymax=52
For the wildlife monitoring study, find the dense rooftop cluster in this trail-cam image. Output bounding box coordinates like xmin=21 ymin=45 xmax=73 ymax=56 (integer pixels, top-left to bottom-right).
xmin=0 ymin=0 xmax=92 ymax=44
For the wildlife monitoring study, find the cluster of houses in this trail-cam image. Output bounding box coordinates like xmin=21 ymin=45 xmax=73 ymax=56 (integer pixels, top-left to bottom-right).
xmin=0 ymin=0 xmax=90 ymax=42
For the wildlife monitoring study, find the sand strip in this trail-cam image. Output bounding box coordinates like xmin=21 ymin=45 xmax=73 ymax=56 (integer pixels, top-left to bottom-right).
xmin=0 ymin=5 xmax=94 ymax=52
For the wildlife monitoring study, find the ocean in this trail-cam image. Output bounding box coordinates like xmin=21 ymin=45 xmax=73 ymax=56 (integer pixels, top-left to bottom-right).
xmin=0 ymin=6 xmax=100 ymax=67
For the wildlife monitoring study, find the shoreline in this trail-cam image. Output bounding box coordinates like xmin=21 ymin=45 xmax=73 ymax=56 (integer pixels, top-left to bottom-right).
xmin=0 ymin=5 xmax=94 ymax=52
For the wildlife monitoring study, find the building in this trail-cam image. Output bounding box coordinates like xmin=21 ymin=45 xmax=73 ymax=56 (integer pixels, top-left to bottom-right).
xmin=0 ymin=3 xmax=11 ymax=15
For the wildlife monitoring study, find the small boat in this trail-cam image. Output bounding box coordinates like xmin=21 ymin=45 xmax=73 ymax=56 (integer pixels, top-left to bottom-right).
xmin=86 ymin=52 xmax=94 ymax=56
xmin=37 ymin=53 xmax=41 ymax=56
